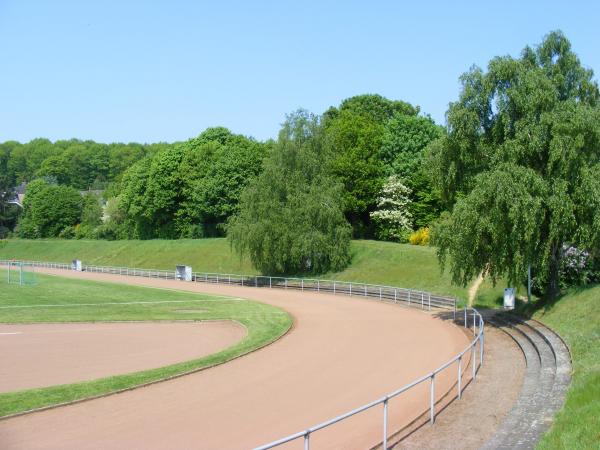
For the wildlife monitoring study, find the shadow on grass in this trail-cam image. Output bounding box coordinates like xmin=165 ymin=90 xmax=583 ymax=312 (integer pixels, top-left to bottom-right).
xmin=513 ymin=283 xmax=599 ymax=319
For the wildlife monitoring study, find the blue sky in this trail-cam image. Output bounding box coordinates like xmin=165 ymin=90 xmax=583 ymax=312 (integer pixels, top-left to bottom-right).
xmin=1 ymin=1 xmax=599 ymax=144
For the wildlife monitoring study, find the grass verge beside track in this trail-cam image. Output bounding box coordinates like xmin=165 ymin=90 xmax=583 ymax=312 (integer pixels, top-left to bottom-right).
xmin=0 ymin=271 xmax=292 ymax=418
xmin=0 ymin=238 xmax=508 ymax=303
xmin=519 ymin=285 xmax=600 ymax=449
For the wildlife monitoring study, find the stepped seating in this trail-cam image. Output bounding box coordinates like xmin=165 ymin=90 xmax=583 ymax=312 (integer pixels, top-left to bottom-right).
xmin=481 ymin=312 xmax=571 ymax=450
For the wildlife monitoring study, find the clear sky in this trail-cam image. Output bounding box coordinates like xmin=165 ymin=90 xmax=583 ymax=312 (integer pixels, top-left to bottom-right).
xmin=1 ymin=0 xmax=599 ymax=144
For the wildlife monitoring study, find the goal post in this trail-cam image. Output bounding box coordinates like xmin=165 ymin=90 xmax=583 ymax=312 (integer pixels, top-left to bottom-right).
xmin=6 ymin=261 xmax=37 ymax=286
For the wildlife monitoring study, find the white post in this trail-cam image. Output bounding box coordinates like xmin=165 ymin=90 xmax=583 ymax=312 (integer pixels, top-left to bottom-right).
xmin=383 ymin=398 xmax=388 ymax=450
xmin=428 ymin=293 xmax=431 ymax=311
xmin=333 ymin=281 xmax=336 ymax=295
xmin=394 ymin=289 xmax=397 ymax=303
xmin=472 ymin=344 xmax=477 ymax=380
xmin=430 ymin=374 xmax=435 ymax=424
xmin=269 ymin=277 xmax=272 ymax=288
xmin=457 ymin=356 xmax=462 ymax=399
xmin=304 ymin=432 xmax=310 ymax=450
xmin=301 ymin=279 xmax=304 ymax=291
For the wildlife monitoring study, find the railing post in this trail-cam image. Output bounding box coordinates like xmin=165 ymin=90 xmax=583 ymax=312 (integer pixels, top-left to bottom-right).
xmin=408 ymin=290 xmax=411 ymax=306
xmin=464 ymin=307 xmax=467 ymax=328
xmin=383 ymin=397 xmax=388 ymax=450
xmin=317 ymin=279 xmax=320 ymax=292
xmin=304 ymin=431 xmax=310 ymax=450
xmin=333 ymin=281 xmax=336 ymax=295
xmin=394 ymin=289 xmax=397 ymax=303
xmin=269 ymin=277 xmax=272 ymax=288
xmin=301 ymin=279 xmax=304 ymax=291
xmin=480 ymin=326 xmax=484 ymax=368
xmin=428 ymin=293 xmax=431 ymax=311
xmin=364 ymin=284 xmax=367 ymax=296
xmin=472 ymin=344 xmax=477 ymax=380
xmin=349 ymin=283 xmax=352 ymax=296
xmin=421 ymin=292 xmax=424 ymax=309
xmin=379 ymin=287 xmax=382 ymax=299
xmin=457 ymin=356 xmax=462 ymax=399
xmin=430 ymin=374 xmax=436 ymax=424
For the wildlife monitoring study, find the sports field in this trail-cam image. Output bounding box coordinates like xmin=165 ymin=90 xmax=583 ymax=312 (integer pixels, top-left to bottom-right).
xmin=0 ymin=268 xmax=469 ymax=449
xmin=0 ymin=270 xmax=291 ymax=417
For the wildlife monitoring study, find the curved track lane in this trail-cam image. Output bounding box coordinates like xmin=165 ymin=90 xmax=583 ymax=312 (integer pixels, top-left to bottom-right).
xmin=0 ymin=269 xmax=468 ymax=450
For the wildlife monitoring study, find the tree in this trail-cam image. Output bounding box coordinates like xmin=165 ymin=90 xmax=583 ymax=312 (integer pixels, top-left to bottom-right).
xmin=322 ymin=95 xmax=421 ymax=237
xmin=0 ymin=185 xmax=20 ymax=238
xmin=18 ymin=179 xmax=82 ymax=238
xmin=228 ymin=110 xmax=351 ymax=274
xmin=430 ymin=31 xmax=600 ymax=299
xmin=178 ymin=128 xmax=267 ymax=237
xmin=370 ymin=175 xmax=413 ymax=241
xmin=117 ymin=128 xmax=265 ymax=239
xmin=323 ymin=110 xmax=385 ymax=236
xmin=380 ymin=114 xmax=443 ymax=228
xmin=76 ymin=193 xmax=104 ymax=238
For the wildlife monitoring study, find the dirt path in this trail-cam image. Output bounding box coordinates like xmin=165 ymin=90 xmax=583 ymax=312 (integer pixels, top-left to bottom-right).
xmin=468 ymin=273 xmax=485 ymax=307
xmin=0 ymin=321 xmax=246 ymax=393
xmin=391 ymin=326 xmax=525 ymax=449
xmin=0 ymin=269 xmax=468 ymax=450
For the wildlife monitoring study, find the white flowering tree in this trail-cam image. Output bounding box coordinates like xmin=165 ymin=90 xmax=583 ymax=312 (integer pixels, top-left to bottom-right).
xmin=370 ymin=175 xmax=413 ymax=241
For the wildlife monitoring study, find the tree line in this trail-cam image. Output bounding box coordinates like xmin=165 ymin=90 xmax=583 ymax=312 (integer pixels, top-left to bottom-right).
xmin=2 ymin=31 xmax=599 ymax=299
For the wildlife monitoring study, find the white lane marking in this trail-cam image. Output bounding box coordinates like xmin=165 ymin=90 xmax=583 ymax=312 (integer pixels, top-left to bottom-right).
xmin=0 ymin=332 xmax=22 ymax=335
xmin=0 ymin=298 xmax=247 ymax=309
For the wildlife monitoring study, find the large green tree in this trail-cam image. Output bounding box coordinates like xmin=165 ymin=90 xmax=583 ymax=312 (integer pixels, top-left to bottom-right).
xmin=228 ymin=111 xmax=351 ymax=274
xmin=380 ymin=114 xmax=443 ymax=228
xmin=118 ymin=128 xmax=265 ymax=239
xmin=17 ymin=179 xmax=82 ymax=238
xmin=430 ymin=31 xmax=600 ymax=299
xmin=323 ymin=94 xmax=420 ymax=236
xmin=178 ymin=128 xmax=266 ymax=237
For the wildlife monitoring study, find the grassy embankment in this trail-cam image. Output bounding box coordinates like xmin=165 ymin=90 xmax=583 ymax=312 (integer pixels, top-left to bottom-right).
xmin=0 ymin=238 xmax=507 ymax=303
xmin=519 ymin=286 xmax=600 ymax=449
xmin=0 ymin=271 xmax=291 ymax=417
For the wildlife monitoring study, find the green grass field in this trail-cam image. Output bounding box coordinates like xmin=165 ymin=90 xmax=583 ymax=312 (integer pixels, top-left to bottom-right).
xmin=0 ymin=238 xmax=507 ymax=303
xmin=521 ymin=285 xmax=600 ymax=449
xmin=0 ymin=270 xmax=291 ymax=417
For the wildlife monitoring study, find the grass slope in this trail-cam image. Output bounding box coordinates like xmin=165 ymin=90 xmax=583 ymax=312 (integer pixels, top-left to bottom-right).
xmin=0 ymin=238 xmax=506 ymax=303
xmin=522 ymin=286 xmax=600 ymax=449
xmin=0 ymin=271 xmax=291 ymax=417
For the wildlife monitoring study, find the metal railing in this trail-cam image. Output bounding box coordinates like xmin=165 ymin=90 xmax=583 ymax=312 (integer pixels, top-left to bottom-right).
xmin=255 ymin=307 xmax=484 ymax=450
xmin=0 ymin=260 xmax=457 ymax=312
xmin=0 ymin=259 xmax=480 ymax=450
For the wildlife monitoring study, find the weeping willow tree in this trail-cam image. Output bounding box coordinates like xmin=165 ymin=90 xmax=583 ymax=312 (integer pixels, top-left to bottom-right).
xmin=429 ymin=31 xmax=600 ymax=300
xmin=228 ymin=110 xmax=351 ymax=275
